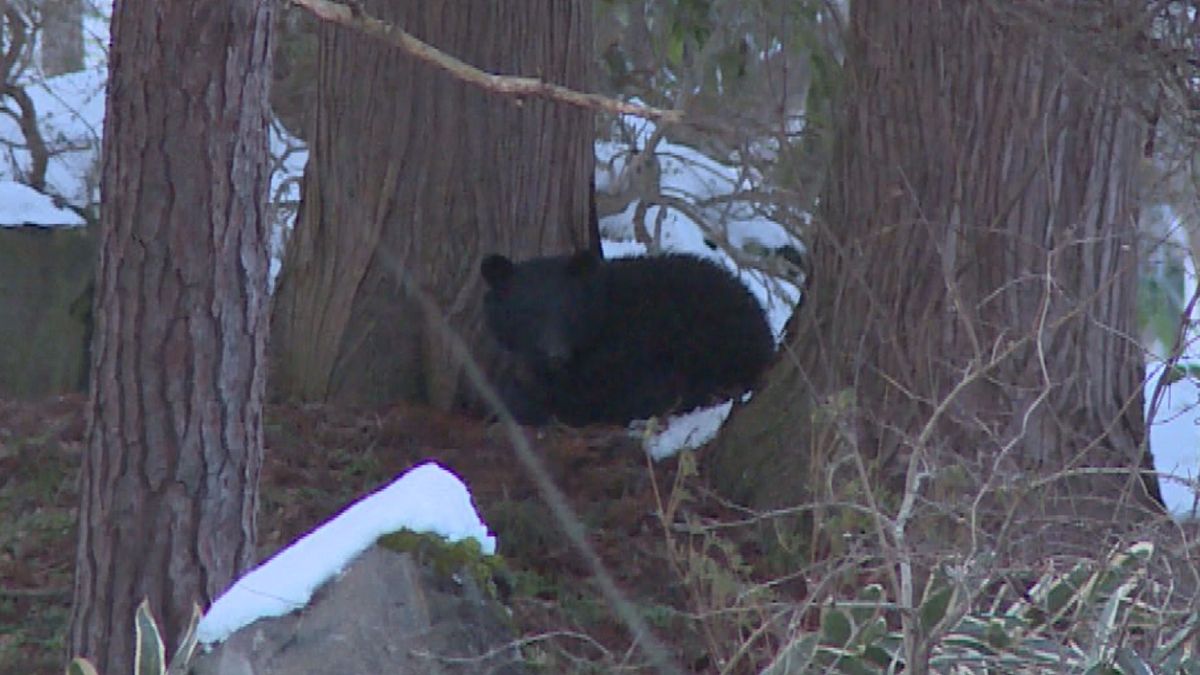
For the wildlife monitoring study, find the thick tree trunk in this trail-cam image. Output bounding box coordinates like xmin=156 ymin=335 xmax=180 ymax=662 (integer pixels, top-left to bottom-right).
xmin=710 ymin=3 xmax=1162 ymax=562
xmin=0 ymin=226 xmax=95 ymax=397
xmin=270 ymin=0 xmax=594 ymax=409
xmin=41 ymin=0 xmax=84 ymax=76
xmin=67 ymin=1 xmax=273 ymax=672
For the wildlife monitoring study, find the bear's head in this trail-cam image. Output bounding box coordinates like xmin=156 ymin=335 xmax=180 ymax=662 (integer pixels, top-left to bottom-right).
xmin=480 ymin=251 xmax=605 ymax=372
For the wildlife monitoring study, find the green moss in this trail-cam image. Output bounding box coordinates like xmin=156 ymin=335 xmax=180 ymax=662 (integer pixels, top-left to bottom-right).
xmin=485 ymin=499 xmax=565 ymax=553
xmin=377 ymin=530 xmax=508 ymax=598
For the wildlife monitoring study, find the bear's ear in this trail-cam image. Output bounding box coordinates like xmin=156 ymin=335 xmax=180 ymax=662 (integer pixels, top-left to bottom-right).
xmin=481 ymin=255 xmax=514 ymax=288
xmin=565 ymin=250 xmax=600 ymax=277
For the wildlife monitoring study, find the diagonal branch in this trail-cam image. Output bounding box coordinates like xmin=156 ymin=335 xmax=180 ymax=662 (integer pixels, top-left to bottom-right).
xmin=290 ymin=0 xmax=685 ymax=125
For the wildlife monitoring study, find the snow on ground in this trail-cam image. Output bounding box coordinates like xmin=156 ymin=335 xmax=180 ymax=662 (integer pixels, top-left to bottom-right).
xmin=597 ymin=115 xmax=803 ymax=461
xmin=1146 ymin=368 xmax=1200 ymax=516
xmin=642 ymin=400 xmax=735 ymax=460
xmin=0 ymin=68 xmax=106 ymax=209
xmin=0 ymin=181 xmax=85 ymax=226
xmin=196 ymin=462 xmax=496 ymax=645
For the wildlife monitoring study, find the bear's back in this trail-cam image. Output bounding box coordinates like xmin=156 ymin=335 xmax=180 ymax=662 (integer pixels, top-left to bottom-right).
xmin=558 ymin=254 xmax=774 ymax=424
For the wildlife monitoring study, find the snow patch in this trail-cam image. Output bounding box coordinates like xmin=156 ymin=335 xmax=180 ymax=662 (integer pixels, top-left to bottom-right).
xmin=196 ymin=462 xmax=495 ymax=645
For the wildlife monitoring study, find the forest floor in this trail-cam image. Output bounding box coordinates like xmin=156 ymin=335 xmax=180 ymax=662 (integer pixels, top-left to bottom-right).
xmin=0 ymin=395 xmax=786 ymax=674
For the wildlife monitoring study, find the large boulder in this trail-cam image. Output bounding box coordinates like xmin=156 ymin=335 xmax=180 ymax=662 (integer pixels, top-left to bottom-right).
xmin=190 ymin=545 xmax=527 ymax=675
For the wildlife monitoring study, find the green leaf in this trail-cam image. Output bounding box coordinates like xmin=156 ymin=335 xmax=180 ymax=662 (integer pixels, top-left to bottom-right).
xmin=861 ymin=644 xmax=896 ymax=668
xmin=1039 ymin=563 xmax=1089 ymax=618
xmin=761 ymin=633 xmax=819 ymax=675
xmin=1113 ymin=647 xmax=1154 ymax=675
xmin=983 ymin=617 xmax=1013 ymax=649
xmin=134 ymin=598 xmax=167 ymax=675
xmin=166 ymin=603 xmax=203 ymax=674
xmin=919 ymin=585 xmax=952 ymax=633
xmin=65 ymin=658 xmax=100 ymax=675
xmin=941 ymin=632 xmax=997 ymax=655
xmin=666 ymin=32 xmax=685 ymax=67
xmin=824 ymin=652 xmax=882 ymax=675
xmin=849 ymin=584 xmax=884 ymax=625
xmin=1160 ymin=363 xmax=1189 ymax=385
xmin=1138 ymin=272 xmax=1187 ymax=355
xmin=852 ymin=616 xmax=887 ymax=649
xmin=822 ymin=607 xmax=853 ymax=647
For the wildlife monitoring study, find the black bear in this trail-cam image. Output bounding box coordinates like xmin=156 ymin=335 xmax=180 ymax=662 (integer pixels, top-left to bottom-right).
xmin=480 ymin=251 xmax=775 ymax=425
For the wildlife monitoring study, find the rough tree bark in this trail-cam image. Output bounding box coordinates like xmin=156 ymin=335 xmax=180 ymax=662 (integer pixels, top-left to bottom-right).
xmin=67 ymin=1 xmax=273 ymax=672
xmin=709 ymin=2 xmax=1163 ymax=562
xmin=271 ymin=1 xmax=594 ymax=408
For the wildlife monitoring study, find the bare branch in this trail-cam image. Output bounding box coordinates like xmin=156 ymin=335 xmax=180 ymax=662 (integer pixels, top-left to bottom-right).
xmin=289 ymin=0 xmax=685 ymax=126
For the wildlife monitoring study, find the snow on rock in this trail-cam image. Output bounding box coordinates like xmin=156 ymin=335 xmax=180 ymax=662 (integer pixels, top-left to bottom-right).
xmin=196 ymin=462 xmax=495 ymax=645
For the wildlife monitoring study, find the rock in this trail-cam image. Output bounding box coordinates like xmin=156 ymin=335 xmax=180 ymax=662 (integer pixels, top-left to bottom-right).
xmin=189 ymin=546 xmax=527 ymax=675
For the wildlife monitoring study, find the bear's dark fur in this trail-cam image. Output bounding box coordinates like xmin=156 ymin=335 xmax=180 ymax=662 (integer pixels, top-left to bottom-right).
xmin=480 ymin=251 xmax=775 ymax=425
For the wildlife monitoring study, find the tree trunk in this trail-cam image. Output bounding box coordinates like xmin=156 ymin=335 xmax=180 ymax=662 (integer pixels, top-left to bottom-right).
xmin=67 ymin=0 xmax=273 ymax=671
xmin=41 ymin=0 xmax=84 ymax=76
xmin=0 ymin=226 xmax=95 ymax=397
xmin=709 ymin=3 xmax=1162 ymax=562
xmin=270 ymin=0 xmax=594 ymax=409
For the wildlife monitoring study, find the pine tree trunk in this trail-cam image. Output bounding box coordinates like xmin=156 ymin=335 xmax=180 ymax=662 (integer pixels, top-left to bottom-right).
xmin=270 ymin=0 xmax=594 ymax=409
xmin=67 ymin=1 xmax=273 ymax=671
xmin=709 ymin=2 xmax=1162 ymax=561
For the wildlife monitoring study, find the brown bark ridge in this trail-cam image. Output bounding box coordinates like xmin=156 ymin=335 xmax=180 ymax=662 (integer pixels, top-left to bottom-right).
xmin=67 ymin=0 xmax=274 ymax=671
xmin=709 ymin=3 xmax=1164 ymax=563
xmin=270 ymin=0 xmax=594 ymax=409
